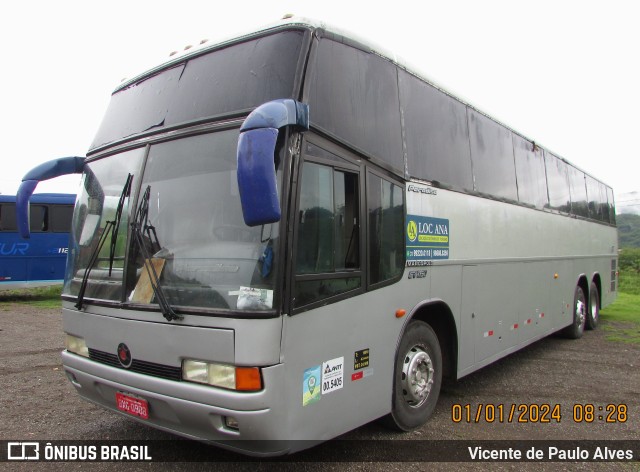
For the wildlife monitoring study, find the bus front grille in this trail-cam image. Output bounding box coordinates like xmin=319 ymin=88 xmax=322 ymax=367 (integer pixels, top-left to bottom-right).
xmin=88 ymin=348 xmax=182 ymax=381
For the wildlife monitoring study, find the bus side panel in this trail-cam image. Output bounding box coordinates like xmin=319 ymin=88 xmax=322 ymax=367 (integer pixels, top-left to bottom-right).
xmin=0 ymin=232 xmax=68 ymax=287
xmin=280 ymin=280 xmax=420 ymax=440
xmin=409 ymin=183 xmax=617 ymax=379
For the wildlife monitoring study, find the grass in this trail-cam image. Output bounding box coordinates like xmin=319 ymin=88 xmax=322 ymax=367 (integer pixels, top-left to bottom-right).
xmin=599 ymin=270 xmax=640 ymax=344
xmin=617 ymin=269 xmax=640 ymax=295
xmin=0 ymin=285 xmax=63 ymax=309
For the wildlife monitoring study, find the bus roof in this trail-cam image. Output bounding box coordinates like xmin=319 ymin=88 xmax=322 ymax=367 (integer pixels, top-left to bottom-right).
xmin=0 ymin=193 xmax=75 ymax=204
xmin=112 ymin=16 xmax=610 ymax=189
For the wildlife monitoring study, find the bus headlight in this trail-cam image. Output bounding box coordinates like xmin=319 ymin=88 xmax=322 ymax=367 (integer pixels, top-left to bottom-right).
xmin=182 ymin=360 xmax=262 ymax=391
xmin=65 ymin=334 xmax=89 ymax=358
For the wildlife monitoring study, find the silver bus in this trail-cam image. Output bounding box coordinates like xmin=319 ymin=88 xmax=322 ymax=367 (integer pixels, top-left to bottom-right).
xmin=17 ymin=17 xmax=617 ymax=455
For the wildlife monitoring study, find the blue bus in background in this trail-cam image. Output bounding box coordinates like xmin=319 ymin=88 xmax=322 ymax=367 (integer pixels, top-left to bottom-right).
xmin=0 ymin=193 xmax=75 ymax=289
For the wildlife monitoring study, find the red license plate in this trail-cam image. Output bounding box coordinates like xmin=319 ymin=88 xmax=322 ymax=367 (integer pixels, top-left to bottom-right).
xmin=116 ymin=392 xmax=149 ymax=420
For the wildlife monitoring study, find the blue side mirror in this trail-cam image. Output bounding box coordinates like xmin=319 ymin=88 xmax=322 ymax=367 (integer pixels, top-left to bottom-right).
xmin=237 ymin=99 xmax=309 ymax=227
xmin=17 ymin=156 xmax=85 ymax=238
xmin=237 ymin=128 xmax=281 ymax=226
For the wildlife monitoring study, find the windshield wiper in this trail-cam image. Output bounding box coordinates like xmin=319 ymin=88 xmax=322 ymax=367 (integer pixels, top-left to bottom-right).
xmin=109 ymin=173 xmax=133 ymax=276
xmin=131 ymin=185 xmax=182 ymax=322
xmin=76 ymin=174 xmax=133 ymax=310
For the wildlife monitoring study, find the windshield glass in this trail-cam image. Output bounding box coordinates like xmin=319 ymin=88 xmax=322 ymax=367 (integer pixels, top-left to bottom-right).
xmin=125 ymin=128 xmax=280 ymax=311
xmin=64 ymin=149 xmax=144 ymax=300
xmin=67 ymin=129 xmax=281 ymax=313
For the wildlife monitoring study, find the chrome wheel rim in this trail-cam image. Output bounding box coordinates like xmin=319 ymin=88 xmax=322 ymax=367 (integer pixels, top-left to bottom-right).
xmin=401 ymin=345 xmax=434 ymax=408
xmin=575 ymin=291 xmax=586 ymax=330
xmin=590 ymin=290 xmax=598 ymax=323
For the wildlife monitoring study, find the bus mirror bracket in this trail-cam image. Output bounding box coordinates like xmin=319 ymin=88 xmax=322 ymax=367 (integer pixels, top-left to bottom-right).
xmin=16 ymin=156 xmax=85 ymax=239
xmin=237 ymin=99 xmax=309 ymax=227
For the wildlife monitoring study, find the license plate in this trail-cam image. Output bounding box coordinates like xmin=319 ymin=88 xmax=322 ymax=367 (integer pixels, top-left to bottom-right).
xmin=116 ymin=392 xmax=149 ymax=420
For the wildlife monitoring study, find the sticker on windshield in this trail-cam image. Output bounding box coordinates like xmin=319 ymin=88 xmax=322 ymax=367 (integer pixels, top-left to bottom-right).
xmin=236 ymin=286 xmax=273 ymax=310
xmin=302 ymin=365 xmax=321 ymax=406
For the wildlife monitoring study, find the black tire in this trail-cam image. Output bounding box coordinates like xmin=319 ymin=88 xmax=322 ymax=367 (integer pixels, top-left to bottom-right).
xmin=385 ymin=321 xmax=442 ymax=431
xmin=562 ymin=285 xmax=587 ymax=339
xmin=586 ymin=281 xmax=600 ymax=330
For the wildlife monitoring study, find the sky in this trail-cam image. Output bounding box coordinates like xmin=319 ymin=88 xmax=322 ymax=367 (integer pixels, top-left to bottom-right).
xmin=1 ymin=0 xmax=638 ymax=211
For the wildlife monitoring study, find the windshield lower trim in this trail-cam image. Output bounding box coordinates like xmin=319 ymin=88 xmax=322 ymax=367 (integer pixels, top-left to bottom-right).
xmin=61 ymin=294 xmax=280 ymax=319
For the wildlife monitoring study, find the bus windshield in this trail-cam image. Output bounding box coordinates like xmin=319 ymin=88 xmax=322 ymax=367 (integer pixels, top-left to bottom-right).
xmin=66 ymin=128 xmax=281 ymax=313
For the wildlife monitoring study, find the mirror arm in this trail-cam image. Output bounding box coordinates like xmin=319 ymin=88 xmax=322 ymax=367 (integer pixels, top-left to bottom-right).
xmin=240 ymin=99 xmax=309 ymax=133
xmin=17 ymin=156 xmax=85 ymax=239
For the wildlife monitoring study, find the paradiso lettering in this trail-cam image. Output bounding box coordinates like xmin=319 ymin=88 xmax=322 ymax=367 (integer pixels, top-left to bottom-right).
xmin=406 ymin=215 xmax=450 ymax=261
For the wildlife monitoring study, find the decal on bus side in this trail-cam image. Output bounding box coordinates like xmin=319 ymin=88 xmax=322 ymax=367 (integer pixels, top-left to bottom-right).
xmin=406 ymin=215 xmax=450 ymax=261
xmin=0 ymin=243 xmax=29 ymax=256
xmin=407 ymin=184 xmax=437 ymax=196
xmin=302 ymin=365 xmax=321 ymax=406
xmin=321 ymin=357 xmax=344 ymax=395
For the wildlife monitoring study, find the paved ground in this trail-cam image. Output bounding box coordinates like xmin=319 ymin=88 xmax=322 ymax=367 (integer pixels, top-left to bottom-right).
xmin=1 ymin=303 xmax=638 ymax=471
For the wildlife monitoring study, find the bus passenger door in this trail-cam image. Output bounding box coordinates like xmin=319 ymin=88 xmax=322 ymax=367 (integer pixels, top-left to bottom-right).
xmin=281 ymin=137 xmax=406 ymax=440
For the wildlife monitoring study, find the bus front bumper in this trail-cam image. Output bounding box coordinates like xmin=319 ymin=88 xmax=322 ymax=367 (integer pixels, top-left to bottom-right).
xmin=61 ymin=350 xmax=295 ymax=456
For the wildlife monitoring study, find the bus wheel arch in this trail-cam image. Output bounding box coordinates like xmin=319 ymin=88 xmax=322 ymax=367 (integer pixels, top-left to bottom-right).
xmin=384 ymin=300 xmax=457 ymax=431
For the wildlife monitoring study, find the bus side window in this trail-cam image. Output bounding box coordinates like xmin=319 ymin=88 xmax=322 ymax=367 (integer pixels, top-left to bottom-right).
xmin=294 ymin=160 xmax=361 ymax=308
xmin=51 ymin=205 xmax=74 ymax=232
xmin=29 ymin=205 xmax=49 ymax=232
xmin=0 ymin=203 xmax=18 ymax=231
xmin=296 ymin=163 xmax=360 ymax=274
xmin=367 ymin=173 xmax=404 ymax=286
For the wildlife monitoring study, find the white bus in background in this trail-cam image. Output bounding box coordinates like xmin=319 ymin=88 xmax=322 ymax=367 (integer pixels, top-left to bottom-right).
xmin=17 ymin=17 xmax=617 ymax=455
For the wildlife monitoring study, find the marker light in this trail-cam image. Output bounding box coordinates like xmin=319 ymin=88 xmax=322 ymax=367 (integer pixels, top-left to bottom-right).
xmin=395 ymin=309 xmax=407 ymax=318
xmin=182 ymin=360 xmax=262 ymax=391
xmin=65 ymin=334 xmax=89 ymax=358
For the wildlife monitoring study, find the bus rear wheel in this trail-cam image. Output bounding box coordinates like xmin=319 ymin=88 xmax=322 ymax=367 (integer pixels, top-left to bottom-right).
xmin=563 ymin=285 xmax=586 ymax=339
xmin=386 ymin=320 xmax=442 ymax=431
xmin=586 ymin=281 xmax=599 ymax=330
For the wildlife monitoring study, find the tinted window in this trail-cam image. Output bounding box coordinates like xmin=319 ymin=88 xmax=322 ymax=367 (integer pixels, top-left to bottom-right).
xmin=585 ymin=175 xmax=604 ymax=221
xmin=294 ymin=158 xmax=361 ymax=308
xmin=606 ymin=187 xmax=616 ymax=225
xmin=468 ymin=110 xmax=518 ymax=201
xmin=92 ymin=31 xmax=305 ymax=149
xmin=399 ymin=70 xmax=473 ymax=191
xmin=567 ymin=165 xmax=588 ymax=217
xmin=296 ymin=162 xmax=360 ymax=274
xmin=545 ymin=152 xmax=571 ymax=212
xmin=29 ymin=205 xmax=48 ymax=232
xmin=91 ymin=65 xmax=185 ymax=150
xmin=513 ymin=136 xmax=548 ymax=209
xmin=165 ymin=32 xmax=304 ymax=125
xmin=368 ymin=173 xmax=404 ymax=285
xmin=51 ymin=205 xmax=74 ymax=232
xmin=309 ymin=37 xmax=403 ymax=174
xmin=0 ymin=203 xmax=17 ymax=231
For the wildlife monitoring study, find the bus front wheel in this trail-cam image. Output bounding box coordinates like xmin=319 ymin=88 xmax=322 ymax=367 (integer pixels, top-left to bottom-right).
xmin=386 ymin=320 xmax=442 ymax=431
